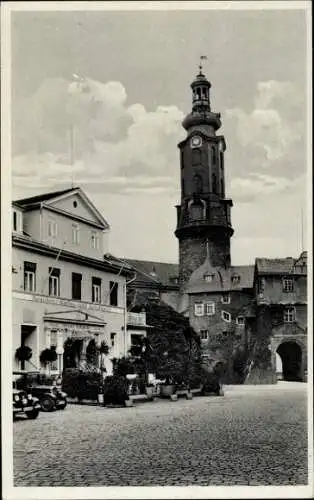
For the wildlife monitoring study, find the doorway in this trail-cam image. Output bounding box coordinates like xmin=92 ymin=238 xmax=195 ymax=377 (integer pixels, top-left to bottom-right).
xmin=63 ymin=338 xmax=83 ymax=369
xmin=20 ymin=324 xmax=37 ymax=370
xmin=276 ymin=341 xmax=303 ymax=382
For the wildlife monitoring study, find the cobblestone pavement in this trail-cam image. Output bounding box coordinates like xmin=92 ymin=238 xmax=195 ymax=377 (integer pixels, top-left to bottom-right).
xmin=13 ymin=382 xmax=308 ymax=486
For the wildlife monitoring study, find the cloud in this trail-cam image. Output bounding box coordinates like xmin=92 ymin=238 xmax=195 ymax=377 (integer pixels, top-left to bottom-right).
xmin=12 ymin=76 xmax=185 ymax=196
xmin=230 ymin=173 xmax=305 ymax=203
xmin=226 ymin=80 xmax=305 ymax=173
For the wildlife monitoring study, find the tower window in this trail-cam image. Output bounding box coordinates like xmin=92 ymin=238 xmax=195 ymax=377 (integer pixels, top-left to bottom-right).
xmin=212 ymin=173 xmax=217 ymax=194
xmin=192 ymin=148 xmax=202 ymax=166
xmin=220 ymin=151 xmax=224 ymax=170
xmin=193 ymin=174 xmax=203 ymax=194
xmin=190 ymin=203 xmax=203 ymax=221
xmin=211 ymin=146 xmax=217 ymax=165
xmin=220 ymin=179 xmax=224 ymax=196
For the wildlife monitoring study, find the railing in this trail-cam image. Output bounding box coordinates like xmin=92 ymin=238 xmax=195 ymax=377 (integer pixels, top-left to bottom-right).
xmin=127 ymin=311 xmax=146 ymax=326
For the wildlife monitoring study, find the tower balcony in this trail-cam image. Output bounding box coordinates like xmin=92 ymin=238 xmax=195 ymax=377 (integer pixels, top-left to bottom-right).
xmin=175 ymin=218 xmax=234 ymax=240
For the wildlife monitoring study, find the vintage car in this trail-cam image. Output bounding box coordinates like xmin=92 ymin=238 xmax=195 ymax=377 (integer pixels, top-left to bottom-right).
xmin=13 ymin=378 xmax=41 ymax=420
xmin=13 ymin=371 xmax=67 ymax=412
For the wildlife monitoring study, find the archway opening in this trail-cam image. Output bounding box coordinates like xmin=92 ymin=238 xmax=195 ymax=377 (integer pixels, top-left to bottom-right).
xmin=276 ymin=341 xmax=302 ymax=382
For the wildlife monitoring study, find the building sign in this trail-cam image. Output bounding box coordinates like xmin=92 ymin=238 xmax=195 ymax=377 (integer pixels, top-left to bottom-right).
xmin=44 ymin=322 xmax=104 ymax=336
xmin=13 ymin=291 xmax=124 ymax=315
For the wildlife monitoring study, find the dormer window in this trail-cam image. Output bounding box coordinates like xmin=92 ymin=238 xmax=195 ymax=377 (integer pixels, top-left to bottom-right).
xmin=231 ymin=275 xmax=241 ymax=285
xmin=204 ymin=273 xmax=214 ymax=283
xmin=170 ymin=276 xmax=179 ymax=285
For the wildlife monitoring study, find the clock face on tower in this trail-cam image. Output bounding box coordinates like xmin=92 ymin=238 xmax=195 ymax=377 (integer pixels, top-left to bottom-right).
xmin=190 ymin=135 xmax=202 ymax=148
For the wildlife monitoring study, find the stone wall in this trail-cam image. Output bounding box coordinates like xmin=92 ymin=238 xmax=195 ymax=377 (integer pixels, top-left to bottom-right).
xmin=189 ymin=290 xmax=255 ymax=383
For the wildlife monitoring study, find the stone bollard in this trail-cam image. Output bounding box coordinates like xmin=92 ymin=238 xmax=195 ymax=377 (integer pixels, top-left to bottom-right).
xmin=170 ymin=394 xmax=178 ymax=401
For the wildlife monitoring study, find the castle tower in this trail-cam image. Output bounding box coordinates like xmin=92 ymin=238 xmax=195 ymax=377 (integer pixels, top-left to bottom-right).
xmin=175 ymin=63 xmax=234 ymax=291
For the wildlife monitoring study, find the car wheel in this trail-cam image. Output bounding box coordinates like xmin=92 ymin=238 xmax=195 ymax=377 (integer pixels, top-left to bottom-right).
xmin=41 ymin=396 xmax=56 ymax=412
xmin=25 ymin=409 xmax=39 ymax=419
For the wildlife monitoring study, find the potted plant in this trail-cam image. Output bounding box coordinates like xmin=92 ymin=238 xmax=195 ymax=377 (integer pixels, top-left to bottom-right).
xmin=15 ymin=345 xmax=33 ymax=370
xmin=128 ymin=336 xmax=154 ymax=396
xmin=98 ymin=340 xmax=110 ymax=372
xmin=40 ymin=347 xmax=58 ymax=374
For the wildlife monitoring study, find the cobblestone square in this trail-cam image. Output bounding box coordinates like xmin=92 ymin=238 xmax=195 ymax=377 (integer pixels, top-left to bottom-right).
xmin=13 ymin=382 xmax=308 ymax=487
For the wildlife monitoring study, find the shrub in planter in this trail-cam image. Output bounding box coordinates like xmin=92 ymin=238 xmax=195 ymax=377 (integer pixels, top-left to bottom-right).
xmin=62 ymin=368 xmax=101 ymax=401
xmin=15 ymin=345 xmax=32 ymax=362
xmin=112 ymin=356 xmax=135 ymax=377
xmin=40 ymin=347 xmax=58 ymax=364
xmin=103 ymin=374 xmax=130 ymax=406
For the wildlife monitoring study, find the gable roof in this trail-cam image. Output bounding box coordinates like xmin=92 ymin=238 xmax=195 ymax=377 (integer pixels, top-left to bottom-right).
xmin=14 ymin=188 xmax=77 ymax=207
xmin=13 ymin=186 xmax=109 ymax=230
xmin=255 ymin=252 xmax=307 ymax=275
xmin=122 ymin=258 xmax=179 ymax=288
xmin=186 ymin=257 xmax=254 ymax=294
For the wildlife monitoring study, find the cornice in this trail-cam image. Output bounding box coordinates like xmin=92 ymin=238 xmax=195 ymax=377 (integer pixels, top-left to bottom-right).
xmin=12 ymin=235 xmax=134 ymax=277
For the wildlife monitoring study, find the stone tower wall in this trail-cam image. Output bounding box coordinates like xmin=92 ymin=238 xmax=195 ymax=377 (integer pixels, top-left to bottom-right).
xmin=179 ymin=236 xmax=231 ymax=291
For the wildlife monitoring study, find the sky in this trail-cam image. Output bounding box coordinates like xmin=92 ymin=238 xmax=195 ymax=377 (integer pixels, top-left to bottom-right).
xmin=9 ymin=4 xmax=309 ymax=264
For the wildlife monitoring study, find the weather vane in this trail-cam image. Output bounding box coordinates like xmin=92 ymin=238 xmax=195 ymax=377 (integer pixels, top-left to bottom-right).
xmin=199 ymin=55 xmax=208 ymax=73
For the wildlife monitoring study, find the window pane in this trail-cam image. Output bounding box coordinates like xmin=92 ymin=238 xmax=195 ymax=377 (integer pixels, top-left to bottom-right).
xmin=109 ymin=282 xmax=118 ymax=306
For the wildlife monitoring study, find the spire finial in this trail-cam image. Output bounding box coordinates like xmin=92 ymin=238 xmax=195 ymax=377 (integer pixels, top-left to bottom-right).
xmin=199 ymin=55 xmax=207 ymax=74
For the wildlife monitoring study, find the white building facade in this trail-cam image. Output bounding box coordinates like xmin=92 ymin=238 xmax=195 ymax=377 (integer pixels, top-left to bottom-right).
xmin=12 ymin=187 xmax=147 ymax=375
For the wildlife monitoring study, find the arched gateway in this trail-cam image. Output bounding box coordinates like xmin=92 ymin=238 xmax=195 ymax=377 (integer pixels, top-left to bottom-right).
xmin=276 ymin=341 xmax=303 ymax=382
